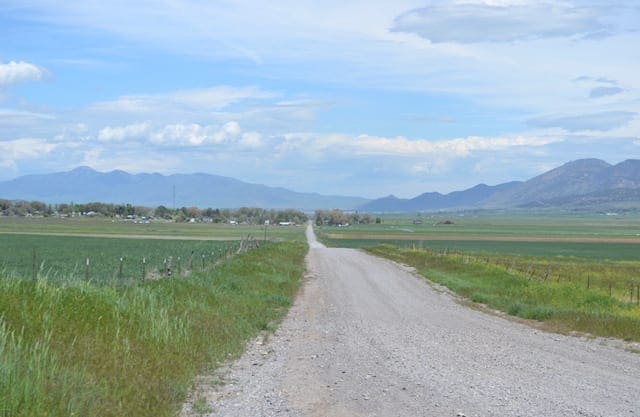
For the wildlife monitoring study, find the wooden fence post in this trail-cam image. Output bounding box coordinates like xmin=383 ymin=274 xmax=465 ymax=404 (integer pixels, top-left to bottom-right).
xmin=142 ymin=257 xmax=146 ymax=281
xmin=32 ymin=248 xmax=37 ymax=281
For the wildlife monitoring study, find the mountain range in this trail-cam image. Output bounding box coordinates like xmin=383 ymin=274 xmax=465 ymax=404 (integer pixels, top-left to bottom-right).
xmin=0 ymin=167 xmax=367 ymax=211
xmin=361 ymin=159 xmax=640 ymax=212
xmin=1 ymin=159 xmax=639 ymax=211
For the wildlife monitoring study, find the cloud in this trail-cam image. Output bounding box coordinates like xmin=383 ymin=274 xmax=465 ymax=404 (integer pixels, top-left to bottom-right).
xmin=392 ymin=2 xmax=614 ymax=43
xmin=528 ymin=111 xmax=637 ymax=131
xmin=0 ymin=138 xmax=57 ymax=159
xmin=279 ymin=132 xmax=561 ymax=157
xmin=98 ymin=123 xmax=150 ymax=142
xmin=0 ymin=61 xmax=46 ymax=87
xmin=94 ymin=120 xmax=260 ymax=148
xmin=89 ymin=86 xmax=274 ymax=114
xmin=589 ymin=86 xmax=624 ymax=98
xmin=0 ymin=108 xmax=54 ymax=125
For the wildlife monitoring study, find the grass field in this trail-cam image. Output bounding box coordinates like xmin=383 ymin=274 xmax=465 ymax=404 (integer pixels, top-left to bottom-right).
xmin=0 ymin=239 xmax=307 ymax=417
xmin=320 ymin=211 xmax=640 ymax=239
xmin=0 ymin=234 xmax=238 ymax=285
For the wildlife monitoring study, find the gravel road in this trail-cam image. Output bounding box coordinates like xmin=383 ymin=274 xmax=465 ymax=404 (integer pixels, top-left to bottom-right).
xmin=182 ymin=224 xmax=640 ymax=417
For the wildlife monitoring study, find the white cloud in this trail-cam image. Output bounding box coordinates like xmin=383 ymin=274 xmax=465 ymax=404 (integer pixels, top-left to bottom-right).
xmin=89 ymin=86 xmax=274 ymax=114
xmin=0 ymin=61 xmax=45 ymax=87
xmin=279 ymin=132 xmax=561 ymax=157
xmin=0 ymin=138 xmax=57 ymax=159
xmin=98 ymin=123 xmax=150 ymax=142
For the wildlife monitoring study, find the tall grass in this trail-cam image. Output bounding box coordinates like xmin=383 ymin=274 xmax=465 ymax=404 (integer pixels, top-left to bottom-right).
xmin=0 ymin=241 xmax=306 ymax=417
xmin=368 ymin=245 xmax=640 ymax=341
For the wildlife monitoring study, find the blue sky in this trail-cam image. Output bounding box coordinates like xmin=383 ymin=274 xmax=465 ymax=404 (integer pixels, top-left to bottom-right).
xmin=1 ymin=0 xmax=639 ymax=198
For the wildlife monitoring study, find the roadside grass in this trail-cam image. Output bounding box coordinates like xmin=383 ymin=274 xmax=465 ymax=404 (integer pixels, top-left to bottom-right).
xmin=368 ymin=245 xmax=640 ymax=342
xmin=0 ymin=241 xmax=307 ymax=417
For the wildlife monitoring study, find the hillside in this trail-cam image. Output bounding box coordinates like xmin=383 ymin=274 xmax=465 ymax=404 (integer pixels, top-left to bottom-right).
xmin=362 ymin=159 xmax=640 ymax=212
xmin=0 ymin=167 xmax=368 ymax=210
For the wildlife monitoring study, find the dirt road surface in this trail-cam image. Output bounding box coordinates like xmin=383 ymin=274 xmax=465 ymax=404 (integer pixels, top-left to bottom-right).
xmin=183 ymin=224 xmax=640 ymax=417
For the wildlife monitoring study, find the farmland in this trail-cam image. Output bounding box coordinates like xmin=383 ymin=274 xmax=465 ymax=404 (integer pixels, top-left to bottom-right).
xmin=0 ymin=216 xmax=306 ymax=242
xmin=0 ymin=217 xmax=307 ymax=417
xmin=317 ymin=212 xmax=640 ymax=342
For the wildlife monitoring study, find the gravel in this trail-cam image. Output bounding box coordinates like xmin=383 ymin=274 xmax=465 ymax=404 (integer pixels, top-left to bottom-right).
xmin=181 ymin=224 xmax=640 ymax=417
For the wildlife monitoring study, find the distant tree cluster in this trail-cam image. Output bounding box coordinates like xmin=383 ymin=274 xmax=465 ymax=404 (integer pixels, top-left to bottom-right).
xmin=314 ymin=209 xmax=372 ymax=226
xmin=168 ymin=206 xmax=308 ymax=224
xmin=0 ymin=198 xmax=307 ymax=225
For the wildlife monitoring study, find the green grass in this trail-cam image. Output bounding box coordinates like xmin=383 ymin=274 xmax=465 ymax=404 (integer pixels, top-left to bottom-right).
xmin=321 ymin=238 xmax=640 ymax=261
xmin=0 ymin=241 xmax=307 ymax=417
xmin=0 ymin=234 xmax=239 ymax=285
xmin=368 ymin=245 xmax=640 ymax=341
xmin=338 ymin=212 xmax=640 ymax=238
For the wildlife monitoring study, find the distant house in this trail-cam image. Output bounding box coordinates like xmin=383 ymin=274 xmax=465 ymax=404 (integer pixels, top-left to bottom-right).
xmin=413 ymin=219 xmax=423 ymax=225
xmin=229 ymin=220 xmax=238 ymax=225
xmin=278 ymin=221 xmax=293 ymax=226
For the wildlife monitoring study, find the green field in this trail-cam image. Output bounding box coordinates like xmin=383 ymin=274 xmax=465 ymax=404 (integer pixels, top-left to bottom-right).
xmin=320 ymin=211 xmax=640 ymax=239
xmin=0 ymin=233 xmax=239 ymax=285
xmin=0 ymin=216 xmax=306 ymax=241
xmin=0 ymin=216 xmax=308 ymax=417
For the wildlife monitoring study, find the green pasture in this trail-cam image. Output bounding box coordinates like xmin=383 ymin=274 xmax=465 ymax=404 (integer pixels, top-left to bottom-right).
xmin=322 ymin=238 xmax=640 ymax=261
xmin=0 ymin=234 xmax=238 ymax=285
xmin=321 ymin=211 xmax=640 ymax=239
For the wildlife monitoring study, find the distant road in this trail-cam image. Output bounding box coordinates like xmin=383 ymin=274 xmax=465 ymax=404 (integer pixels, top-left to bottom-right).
xmin=187 ymin=224 xmax=640 ymax=417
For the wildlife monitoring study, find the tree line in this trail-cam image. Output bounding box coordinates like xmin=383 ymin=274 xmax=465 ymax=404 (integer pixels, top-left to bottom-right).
xmin=314 ymin=209 xmax=379 ymax=226
xmin=0 ymin=199 xmax=307 ymax=224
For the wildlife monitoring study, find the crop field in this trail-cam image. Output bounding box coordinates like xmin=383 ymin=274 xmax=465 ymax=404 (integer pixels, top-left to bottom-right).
xmin=0 ymin=233 xmax=239 ymax=285
xmin=0 ymin=217 xmax=307 ymax=417
xmin=322 ymin=211 xmax=640 ymax=237
xmin=318 ymin=212 xmax=640 ymax=260
xmin=0 ymin=216 xmax=306 ymax=242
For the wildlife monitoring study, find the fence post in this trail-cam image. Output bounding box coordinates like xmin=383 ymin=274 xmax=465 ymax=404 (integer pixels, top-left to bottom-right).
xmin=201 ymin=254 xmax=205 ymax=269
xmin=118 ymin=257 xmax=124 ymax=280
xmin=32 ymin=248 xmax=37 ymax=281
xmin=609 ymin=283 xmax=612 ymax=297
xmin=177 ymin=256 xmax=181 ymax=276
xmin=587 ymin=275 xmax=590 ymax=289
xmin=142 ymin=257 xmax=146 ymax=281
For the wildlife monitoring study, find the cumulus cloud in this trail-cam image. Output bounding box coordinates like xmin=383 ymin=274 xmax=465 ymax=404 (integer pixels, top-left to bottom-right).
xmin=528 ymin=111 xmax=637 ymax=131
xmin=0 ymin=61 xmax=45 ymax=86
xmin=93 ymin=120 xmax=262 ymax=149
xmin=392 ymin=2 xmax=614 ymax=43
xmin=98 ymin=123 xmax=150 ymax=142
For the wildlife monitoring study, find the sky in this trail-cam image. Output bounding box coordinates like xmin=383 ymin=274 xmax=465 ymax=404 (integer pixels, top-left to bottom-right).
xmin=0 ymin=0 xmax=639 ymax=198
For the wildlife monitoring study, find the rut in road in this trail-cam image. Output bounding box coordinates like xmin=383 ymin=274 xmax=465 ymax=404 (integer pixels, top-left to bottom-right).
xmin=183 ymin=224 xmax=640 ymax=417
